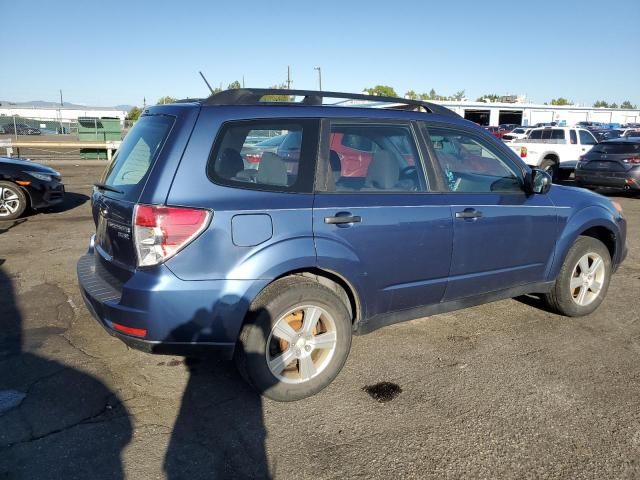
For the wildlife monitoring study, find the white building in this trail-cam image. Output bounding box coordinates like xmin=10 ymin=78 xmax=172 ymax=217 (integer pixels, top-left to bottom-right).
xmin=0 ymin=104 xmax=127 ymax=124
xmin=429 ymin=101 xmax=640 ymax=127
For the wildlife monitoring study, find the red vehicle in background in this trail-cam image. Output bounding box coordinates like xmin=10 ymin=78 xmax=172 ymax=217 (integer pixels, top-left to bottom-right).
xmin=484 ymin=126 xmax=508 ymax=140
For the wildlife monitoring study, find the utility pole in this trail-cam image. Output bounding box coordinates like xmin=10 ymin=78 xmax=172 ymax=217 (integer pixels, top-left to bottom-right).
xmin=143 ymin=97 xmax=146 ymax=108
xmin=59 ymin=89 xmax=63 ymax=106
xmin=242 ymin=75 xmax=245 ymax=88
xmin=314 ymin=66 xmax=322 ymax=91
xmin=287 ymin=66 xmax=292 ymax=89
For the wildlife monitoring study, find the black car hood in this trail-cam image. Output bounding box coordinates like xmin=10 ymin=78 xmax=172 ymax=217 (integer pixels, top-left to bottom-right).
xmin=0 ymin=157 xmax=59 ymax=175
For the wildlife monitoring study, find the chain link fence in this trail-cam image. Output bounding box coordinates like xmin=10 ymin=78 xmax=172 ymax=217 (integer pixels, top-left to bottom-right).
xmin=0 ymin=115 xmax=79 ymax=137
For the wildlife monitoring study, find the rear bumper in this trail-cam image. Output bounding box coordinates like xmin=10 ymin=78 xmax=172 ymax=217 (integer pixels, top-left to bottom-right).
xmin=575 ymin=169 xmax=640 ymax=191
xmin=77 ymin=248 xmax=269 ymax=358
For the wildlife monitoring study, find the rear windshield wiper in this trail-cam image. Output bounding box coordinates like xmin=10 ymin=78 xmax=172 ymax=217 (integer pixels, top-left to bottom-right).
xmin=93 ymin=183 xmax=124 ymax=194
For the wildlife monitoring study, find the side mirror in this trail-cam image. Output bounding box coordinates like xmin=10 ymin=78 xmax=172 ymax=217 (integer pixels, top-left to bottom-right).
xmin=531 ymin=168 xmax=552 ymax=194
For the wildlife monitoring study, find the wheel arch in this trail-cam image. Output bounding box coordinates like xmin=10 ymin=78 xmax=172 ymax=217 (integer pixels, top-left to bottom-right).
xmin=275 ymin=268 xmax=362 ymax=326
xmin=547 ymin=206 xmax=620 ymax=280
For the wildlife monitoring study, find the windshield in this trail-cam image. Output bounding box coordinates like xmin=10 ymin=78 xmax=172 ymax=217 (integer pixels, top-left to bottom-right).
xmin=101 ymin=115 xmax=174 ymax=201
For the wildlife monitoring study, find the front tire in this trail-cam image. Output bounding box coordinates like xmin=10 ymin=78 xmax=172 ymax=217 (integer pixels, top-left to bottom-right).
xmin=235 ymin=276 xmax=352 ymax=401
xmin=544 ymin=236 xmax=611 ymax=317
xmin=0 ymin=181 xmax=27 ymax=220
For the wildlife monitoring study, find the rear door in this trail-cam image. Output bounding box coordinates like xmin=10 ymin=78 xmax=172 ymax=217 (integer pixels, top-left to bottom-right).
xmin=421 ymin=123 xmax=557 ymax=300
xmin=313 ymin=119 xmax=453 ymax=319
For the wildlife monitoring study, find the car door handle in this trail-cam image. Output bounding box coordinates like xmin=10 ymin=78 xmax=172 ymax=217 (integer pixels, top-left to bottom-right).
xmin=324 ymin=213 xmax=362 ymax=225
xmin=455 ymin=208 xmax=482 ymax=220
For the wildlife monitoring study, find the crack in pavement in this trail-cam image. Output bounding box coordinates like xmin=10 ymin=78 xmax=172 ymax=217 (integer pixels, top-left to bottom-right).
xmin=1 ymin=394 xmax=127 ymax=452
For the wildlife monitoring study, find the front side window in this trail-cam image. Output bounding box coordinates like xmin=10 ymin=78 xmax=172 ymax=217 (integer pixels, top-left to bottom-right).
xmin=326 ymin=123 xmax=425 ymax=192
xmin=579 ymin=130 xmax=597 ymax=145
xmin=425 ymin=126 xmax=523 ymax=193
xmin=207 ymin=119 xmax=318 ymax=193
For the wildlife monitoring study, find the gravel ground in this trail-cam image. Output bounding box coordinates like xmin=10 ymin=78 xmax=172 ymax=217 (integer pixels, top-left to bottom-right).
xmin=0 ymin=163 xmax=639 ymax=479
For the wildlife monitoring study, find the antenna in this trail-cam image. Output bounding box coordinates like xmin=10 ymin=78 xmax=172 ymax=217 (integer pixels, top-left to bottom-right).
xmin=199 ymin=71 xmax=214 ymax=94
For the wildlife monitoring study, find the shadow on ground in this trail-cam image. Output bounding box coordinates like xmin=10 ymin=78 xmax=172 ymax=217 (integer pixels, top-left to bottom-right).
xmin=0 ymin=263 xmax=132 ymax=479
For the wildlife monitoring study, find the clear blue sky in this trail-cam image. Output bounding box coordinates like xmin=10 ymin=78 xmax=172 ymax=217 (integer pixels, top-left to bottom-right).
xmin=2 ymin=0 xmax=639 ymax=107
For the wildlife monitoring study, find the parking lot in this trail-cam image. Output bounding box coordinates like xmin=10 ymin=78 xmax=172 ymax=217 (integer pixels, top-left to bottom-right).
xmin=1 ymin=162 xmax=639 ymax=479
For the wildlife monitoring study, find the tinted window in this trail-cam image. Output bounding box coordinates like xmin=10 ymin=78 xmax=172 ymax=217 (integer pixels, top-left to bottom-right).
xmin=326 ymin=123 xmax=425 ymax=193
xmin=591 ymin=143 xmax=640 ymax=154
xmin=529 ymin=129 xmax=542 ymax=139
xmin=426 ymin=127 xmax=522 ymax=193
xmin=208 ymin=119 xmax=318 ymax=193
xmin=550 ymin=129 xmax=565 ymax=140
xmin=579 ymin=130 xmax=597 ymax=145
xmin=570 ymin=130 xmax=577 ymax=144
xmin=101 ymin=115 xmax=174 ymax=201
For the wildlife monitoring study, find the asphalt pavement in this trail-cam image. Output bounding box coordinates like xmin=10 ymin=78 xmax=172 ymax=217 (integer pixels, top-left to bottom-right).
xmin=0 ymin=163 xmax=639 ymax=479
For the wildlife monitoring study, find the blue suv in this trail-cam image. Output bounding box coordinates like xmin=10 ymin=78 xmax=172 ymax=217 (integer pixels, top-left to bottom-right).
xmin=78 ymin=89 xmax=627 ymax=401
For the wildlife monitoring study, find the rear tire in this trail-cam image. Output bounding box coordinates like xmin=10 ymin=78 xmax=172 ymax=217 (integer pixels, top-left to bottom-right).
xmin=540 ymin=158 xmax=558 ymax=181
xmin=235 ymin=276 xmax=352 ymax=401
xmin=0 ymin=181 xmax=27 ymax=220
xmin=543 ymin=236 xmax=611 ymax=317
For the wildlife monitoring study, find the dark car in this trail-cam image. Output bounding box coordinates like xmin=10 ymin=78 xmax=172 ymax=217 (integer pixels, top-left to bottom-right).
xmin=591 ymin=129 xmax=622 ymax=142
xmin=1 ymin=123 xmax=42 ymax=135
xmin=77 ymin=88 xmax=627 ymax=401
xmin=0 ymin=157 xmax=65 ymax=219
xmin=575 ymin=139 xmax=640 ymax=192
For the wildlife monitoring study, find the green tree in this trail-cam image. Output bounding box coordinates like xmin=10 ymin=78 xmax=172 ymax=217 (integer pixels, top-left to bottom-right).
xmin=550 ymin=97 xmax=572 ymax=106
xmin=364 ymin=85 xmax=398 ymax=97
xmin=476 ymin=93 xmax=499 ymax=102
xmin=452 ymin=90 xmax=466 ymax=101
xmin=610 ymin=102 xmax=618 ymax=108
xmin=126 ymin=106 xmax=142 ymax=121
xmin=262 ymin=83 xmax=291 ymax=102
xmin=156 ymin=96 xmax=176 ymax=105
xmin=593 ymin=100 xmax=609 ymax=108
xmin=227 ymin=80 xmax=242 ymax=90
xmin=405 ymin=90 xmax=418 ymax=100
xmin=620 ymin=100 xmax=637 ymax=109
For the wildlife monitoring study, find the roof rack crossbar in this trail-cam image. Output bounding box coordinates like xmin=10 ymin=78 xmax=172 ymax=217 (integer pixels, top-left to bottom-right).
xmin=203 ymin=88 xmax=457 ymax=117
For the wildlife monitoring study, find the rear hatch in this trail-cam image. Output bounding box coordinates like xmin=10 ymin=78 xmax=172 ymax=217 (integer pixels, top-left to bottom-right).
xmin=581 ymin=142 xmax=640 ymax=172
xmin=92 ymin=114 xmax=175 ymax=275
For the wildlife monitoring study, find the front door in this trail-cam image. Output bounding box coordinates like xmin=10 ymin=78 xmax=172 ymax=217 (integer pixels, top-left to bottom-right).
xmin=421 ymin=123 xmax=557 ymax=300
xmin=313 ymin=120 xmax=453 ymax=319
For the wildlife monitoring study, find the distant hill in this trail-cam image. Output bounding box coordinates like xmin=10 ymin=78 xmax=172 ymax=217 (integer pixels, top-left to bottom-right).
xmin=0 ymin=100 xmax=134 ymax=111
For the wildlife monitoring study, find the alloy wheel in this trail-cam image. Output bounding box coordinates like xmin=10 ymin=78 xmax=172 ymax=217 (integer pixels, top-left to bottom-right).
xmin=0 ymin=186 xmax=21 ymax=218
xmin=570 ymin=252 xmax=606 ymax=306
xmin=266 ymin=305 xmax=338 ymax=384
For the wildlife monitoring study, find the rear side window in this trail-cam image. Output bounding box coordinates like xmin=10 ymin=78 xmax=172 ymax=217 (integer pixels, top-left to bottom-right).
xmin=101 ymin=115 xmax=174 ymax=201
xmin=207 ymin=119 xmax=318 ymax=193
xmin=325 ymin=123 xmax=425 ymax=193
xmin=529 ymin=130 xmax=542 ymax=139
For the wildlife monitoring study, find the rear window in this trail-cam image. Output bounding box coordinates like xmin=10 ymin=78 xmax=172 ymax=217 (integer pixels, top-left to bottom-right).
xmin=591 ymin=143 xmax=640 ymax=154
xmin=101 ymin=115 xmax=174 ymax=201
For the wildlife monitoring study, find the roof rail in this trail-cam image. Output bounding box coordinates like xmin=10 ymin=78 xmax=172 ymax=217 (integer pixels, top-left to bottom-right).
xmin=203 ymin=88 xmax=458 ymax=117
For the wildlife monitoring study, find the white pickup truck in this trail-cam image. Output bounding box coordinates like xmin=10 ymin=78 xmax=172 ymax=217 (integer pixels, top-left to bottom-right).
xmin=507 ymin=127 xmax=598 ymax=178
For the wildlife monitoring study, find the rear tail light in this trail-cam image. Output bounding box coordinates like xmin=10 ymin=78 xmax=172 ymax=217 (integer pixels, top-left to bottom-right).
xmin=520 ymin=146 xmax=527 ymax=158
xmin=245 ymin=153 xmax=262 ymax=164
xmin=134 ymin=204 xmax=211 ymax=267
xmin=622 ymin=156 xmax=640 ymax=164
